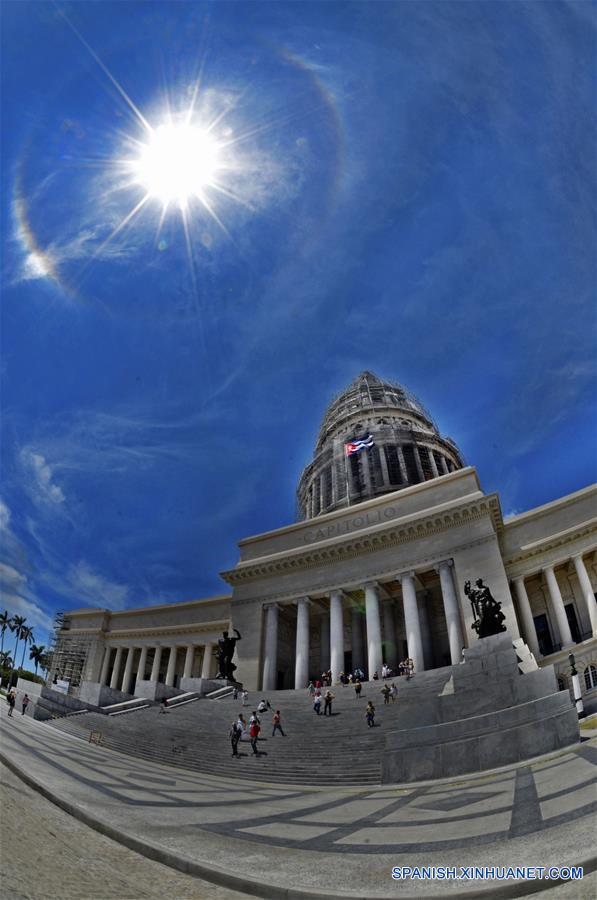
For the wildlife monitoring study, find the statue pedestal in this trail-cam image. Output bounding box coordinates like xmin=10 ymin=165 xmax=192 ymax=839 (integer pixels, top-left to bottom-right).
xmin=382 ymin=632 xmax=579 ymax=783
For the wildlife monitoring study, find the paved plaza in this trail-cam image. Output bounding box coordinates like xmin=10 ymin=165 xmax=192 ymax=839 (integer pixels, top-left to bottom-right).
xmin=1 ymin=705 xmax=596 ymax=899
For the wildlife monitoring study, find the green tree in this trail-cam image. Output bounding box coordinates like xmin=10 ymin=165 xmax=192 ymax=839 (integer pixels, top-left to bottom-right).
xmin=29 ymin=644 xmax=46 ymax=677
xmin=19 ymin=625 xmax=34 ymax=672
xmin=0 ymin=610 xmax=12 ymax=657
xmin=8 ymin=615 xmax=27 ymax=686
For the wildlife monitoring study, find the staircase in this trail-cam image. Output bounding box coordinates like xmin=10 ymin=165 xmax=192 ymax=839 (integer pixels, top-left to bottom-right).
xmin=45 ymin=680 xmax=414 ymax=785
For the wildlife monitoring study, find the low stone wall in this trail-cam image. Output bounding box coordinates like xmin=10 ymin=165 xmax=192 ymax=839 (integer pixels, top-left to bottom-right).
xmin=382 ymin=632 xmax=580 ymax=783
xmin=78 ymin=682 xmax=132 ymax=707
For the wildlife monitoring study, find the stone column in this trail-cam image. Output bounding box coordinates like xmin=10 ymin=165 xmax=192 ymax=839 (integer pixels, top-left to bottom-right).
xmin=351 ymin=606 xmax=365 ymax=672
xmin=412 ymin=446 xmax=425 ymax=482
xmin=378 ymin=446 xmax=391 ymax=488
xmin=320 ymin=610 xmax=330 ymax=673
xmin=121 ymin=646 xmax=135 ymax=694
xmin=396 ymin=446 xmax=408 ymax=483
xmin=512 ymin=577 xmax=541 ymax=657
xmin=382 ymin=601 xmax=398 ymax=669
xmin=417 ymin=593 xmax=433 ymax=669
xmin=440 ymin=455 xmax=449 ymax=475
xmin=428 ymin=450 xmax=439 ymax=478
xmin=543 ymin=565 xmax=573 ymax=648
xmin=150 ymin=646 xmax=162 ymax=682
xmin=398 ymin=573 xmax=425 ymax=672
xmin=572 ymin=554 xmax=597 ymax=637
xmin=183 ymin=645 xmax=194 ymax=680
xmin=364 ymin=582 xmax=383 ymax=679
xmin=262 ymin=604 xmax=279 ymax=691
xmin=201 ymin=643 xmax=213 ymax=679
xmin=295 ymin=598 xmax=310 ymax=689
xmin=99 ymin=647 xmax=111 ymax=686
xmin=109 ymin=647 xmax=124 ymax=690
xmin=165 ymin=646 xmax=177 ymax=687
xmin=436 ymin=560 xmax=464 ymax=664
xmin=136 ymin=646 xmax=148 ymax=682
xmin=329 ymin=590 xmax=345 ymax=684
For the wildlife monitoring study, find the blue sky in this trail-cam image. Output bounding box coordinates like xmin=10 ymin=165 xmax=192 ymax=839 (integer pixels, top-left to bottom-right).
xmin=1 ymin=1 xmax=595 ymax=651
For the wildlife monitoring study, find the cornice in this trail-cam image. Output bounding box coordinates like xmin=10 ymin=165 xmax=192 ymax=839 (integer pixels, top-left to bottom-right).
xmin=59 ymin=619 xmax=230 ymax=642
xmin=503 ymin=483 xmax=596 ymax=526
xmin=224 ymin=497 xmax=501 ymax=587
xmin=230 ymin=533 xmax=497 ymax=607
xmin=502 ymin=518 xmax=597 ymax=572
xmin=104 ymin=619 xmax=230 ymax=641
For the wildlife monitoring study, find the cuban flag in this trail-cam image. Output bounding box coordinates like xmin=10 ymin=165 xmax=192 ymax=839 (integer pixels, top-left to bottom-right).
xmin=345 ymin=434 xmax=374 ymax=456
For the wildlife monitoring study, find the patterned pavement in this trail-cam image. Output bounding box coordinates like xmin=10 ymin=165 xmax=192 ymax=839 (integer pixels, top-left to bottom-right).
xmin=1 ymin=706 xmax=596 ymax=898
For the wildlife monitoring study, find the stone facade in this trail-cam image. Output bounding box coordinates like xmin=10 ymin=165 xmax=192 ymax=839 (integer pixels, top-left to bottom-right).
xmin=50 ymin=374 xmax=597 ymax=708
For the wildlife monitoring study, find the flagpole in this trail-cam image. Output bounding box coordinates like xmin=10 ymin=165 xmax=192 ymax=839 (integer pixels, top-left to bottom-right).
xmin=345 ymin=448 xmax=351 ymax=508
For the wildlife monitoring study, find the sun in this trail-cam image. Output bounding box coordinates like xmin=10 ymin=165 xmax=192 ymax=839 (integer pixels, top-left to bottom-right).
xmin=131 ymin=123 xmax=221 ymax=208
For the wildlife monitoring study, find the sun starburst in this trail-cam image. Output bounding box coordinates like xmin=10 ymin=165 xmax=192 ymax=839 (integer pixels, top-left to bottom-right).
xmin=129 ymin=121 xmax=222 ymax=209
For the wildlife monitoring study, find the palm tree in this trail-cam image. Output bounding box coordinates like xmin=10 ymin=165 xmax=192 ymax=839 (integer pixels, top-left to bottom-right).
xmin=0 ymin=651 xmax=13 ymax=668
xmin=0 ymin=610 xmax=12 ymax=657
xmin=19 ymin=625 xmax=34 ymax=673
xmin=8 ymin=615 xmax=27 ymax=686
xmin=29 ymin=644 xmax=46 ymax=677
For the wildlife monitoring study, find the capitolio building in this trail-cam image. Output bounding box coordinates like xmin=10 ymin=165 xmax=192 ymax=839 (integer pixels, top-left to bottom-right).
xmin=51 ymin=372 xmax=597 ymax=706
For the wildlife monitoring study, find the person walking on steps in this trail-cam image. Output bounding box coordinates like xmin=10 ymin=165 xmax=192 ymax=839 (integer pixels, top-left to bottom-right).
xmin=230 ymin=720 xmax=242 ymax=757
xmin=366 ymin=701 xmax=376 ymax=727
xmin=381 ymin=683 xmax=391 ymax=705
xmin=313 ymin=691 xmax=322 ymax=715
xmin=272 ymin=710 xmax=285 ymax=736
xmin=249 ymin=718 xmax=261 ymax=755
xmin=7 ymin=690 xmax=15 ymax=717
xmin=21 ymin=693 xmax=30 ymax=715
xmin=354 ymin=679 xmax=362 ymax=699
xmin=324 ymin=689 xmax=335 ymax=716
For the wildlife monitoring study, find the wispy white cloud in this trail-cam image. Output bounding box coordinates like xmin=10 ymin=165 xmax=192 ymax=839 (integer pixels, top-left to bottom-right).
xmin=0 ymin=558 xmax=55 ymax=637
xmin=65 ymin=561 xmax=129 ymax=610
xmin=20 ymin=448 xmax=66 ymax=506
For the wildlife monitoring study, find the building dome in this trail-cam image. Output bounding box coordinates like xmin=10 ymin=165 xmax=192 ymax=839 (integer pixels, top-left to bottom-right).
xmin=297 ymin=372 xmax=464 ymax=519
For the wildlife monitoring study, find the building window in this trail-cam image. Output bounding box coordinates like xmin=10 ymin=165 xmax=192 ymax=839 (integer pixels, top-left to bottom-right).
xmin=584 ymin=665 xmax=597 ymax=691
xmin=322 ymin=466 xmax=333 ymax=509
xmin=564 ymin=603 xmax=581 ymax=644
xmin=335 ymin=461 xmax=347 ymax=499
xmin=384 ymin=446 xmax=402 ymax=485
xmin=367 ymin=445 xmax=383 ymax=488
xmin=313 ymin=476 xmax=321 ymax=516
xmin=418 ymin=446 xmax=434 ymax=480
xmin=402 ymin=445 xmax=421 ymax=483
xmin=350 ymin=452 xmax=364 ymax=496
xmin=533 ymin=613 xmax=554 ymax=656
xmin=557 ymin=676 xmax=567 ymax=692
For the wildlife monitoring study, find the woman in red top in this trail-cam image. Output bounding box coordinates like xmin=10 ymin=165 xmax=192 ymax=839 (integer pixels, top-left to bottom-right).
xmin=249 ymin=720 xmax=261 ymax=755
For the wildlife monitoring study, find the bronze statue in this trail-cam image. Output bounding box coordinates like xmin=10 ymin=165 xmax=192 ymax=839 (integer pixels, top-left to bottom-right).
xmin=464 ymin=579 xmax=507 ymax=639
xmin=215 ymin=628 xmax=242 ymax=680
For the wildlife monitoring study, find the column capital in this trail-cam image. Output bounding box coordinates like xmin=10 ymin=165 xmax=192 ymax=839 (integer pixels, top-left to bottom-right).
xmin=571 ymin=552 xmax=584 ymax=563
xmin=511 ymin=574 xmax=527 ymax=585
xmin=263 ymin=602 xmax=281 ymax=612
xmin=363 ymin=580 xmax=380 ymax=591
xmin=396 ymin=571 xmax=416 ymax=584
xmin=293 ymin=596 xmax=312 ymax=606
xmin=542 ymin=563 xmax=556 ymax=574
xmin=434 ymin=559 xmax=453 ymax=573
xmin=329 ymin=588 xmax=347 ymax=600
